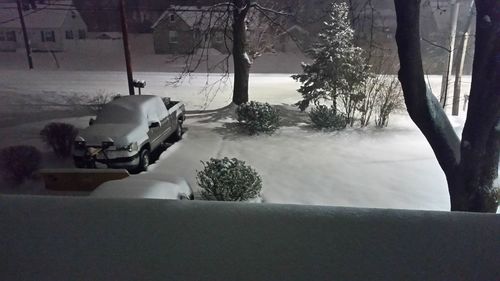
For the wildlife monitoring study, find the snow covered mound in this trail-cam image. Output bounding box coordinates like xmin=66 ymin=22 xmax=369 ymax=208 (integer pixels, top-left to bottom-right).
xmin=0 ymin=195 xmax=498 ymax=281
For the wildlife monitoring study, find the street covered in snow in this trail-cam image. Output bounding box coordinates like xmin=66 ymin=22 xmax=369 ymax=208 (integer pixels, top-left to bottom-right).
xmin=0 ymin=70 xmax=474 ymax=211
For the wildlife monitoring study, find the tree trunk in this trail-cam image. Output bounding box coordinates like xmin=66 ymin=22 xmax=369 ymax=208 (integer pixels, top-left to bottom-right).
xmin=452 ymin=0 xmax=500 ymax=212
xmin=394 ymin=0 xmax=499 ymax=213
xmin=232 ymin=0 xmax=251 ymax=105
xmin=451 ymin=125 xmax=499 ymax=212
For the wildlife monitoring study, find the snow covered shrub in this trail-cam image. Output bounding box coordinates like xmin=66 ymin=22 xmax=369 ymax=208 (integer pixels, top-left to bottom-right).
xmin=40 ymin=122 xmax=78 ymax=158
xmin=236 ymin=101 xmax=280 ymax=135
xmin=309 ymin=105 xmax=348 ymax=130
xmin=0 ymin=145 xmax=41 ymax=184
xmin=197 ymin=157 xmax=262 ymax=201
xmin=375 ymin=76 xmax=405 ymax=128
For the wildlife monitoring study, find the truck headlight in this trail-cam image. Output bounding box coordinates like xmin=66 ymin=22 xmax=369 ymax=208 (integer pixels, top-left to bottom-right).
xmin=117 ymin=142 xmax=138 ymax=152
xmin=127 ymin=142 xmax=139 ymax=152
xmin=74 ymin=136 xmax=86 ymax=148
xmin=102 ymin=138 xmax=115 ymax=149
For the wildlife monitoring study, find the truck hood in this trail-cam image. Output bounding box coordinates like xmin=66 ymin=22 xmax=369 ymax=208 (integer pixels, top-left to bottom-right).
xmin=78 ymin=123 xmax=147 ymax=147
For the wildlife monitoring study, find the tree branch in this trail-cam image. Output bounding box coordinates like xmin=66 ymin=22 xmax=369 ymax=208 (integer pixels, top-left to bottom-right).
xmin=254 ymin=6 xmax=302 ymax=52
xmin=394 ymin=0 xmax=460 ymax=177
xmin=421 ymin=37 xmax=451 ymax=52
xmin=251 ymin=3 xmax=293 ymax=16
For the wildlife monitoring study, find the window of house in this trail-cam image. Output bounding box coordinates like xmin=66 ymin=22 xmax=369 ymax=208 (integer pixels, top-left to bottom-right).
xmin=170 ymin=14 xmax=175 ymax=22
xmin=41 ymin=30 xmax=55 ymax=42
xmin=78 ymin=29 xmax=86 ymax=39
xmin=214 ymin=31 xmax=224 ymax=43
xmin=0 ymin=32 xmax=5 ymax=41
xmin=65 ymin=30 xmax=74 ymax=39
xmin=6 ymin=31 xmax=16 ymax=42
xmin=169 ymin=30 xmax=178 ymax=43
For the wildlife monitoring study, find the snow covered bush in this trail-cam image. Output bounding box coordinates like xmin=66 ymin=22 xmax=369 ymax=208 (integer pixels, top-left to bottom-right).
xmin=375 ymin=76 xmax=405 ymax=128
xmin=236 ymin=101 xmax=280 ymax=135
xmin=358 ymin=74 xmax=404 ymax=128
xmin=309 ymin=105 xmax=348 ymax=130
xmin=197 ymin=157 xmax=262 ymax=201
xmin=40 ymin=122 xmax=78 ymax=158
xmin=292 ymin=2 xmax=370 ymax=122
xmin=0 ymin=145 xmax=41 ymax=184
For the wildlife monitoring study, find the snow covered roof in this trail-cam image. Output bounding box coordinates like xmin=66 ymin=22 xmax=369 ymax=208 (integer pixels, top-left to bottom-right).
xmin=106 ymin=95 xmax=158 ymax=110
xmin=0 ymin=1 xmax=80 ymax=29
xmin=278 ymin=24 xmax=309 ymax=37
xmin=152 ymin=5 xmax=229 ymax=30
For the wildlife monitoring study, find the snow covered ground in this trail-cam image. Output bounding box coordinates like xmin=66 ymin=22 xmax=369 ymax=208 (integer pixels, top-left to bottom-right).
xmin=0 ymin=71 xmax=302 ymax=113
xmin=0 ymin=34 xmax=308 ymax=73
xmin=0 ymin=71 xmax=480 ymax=211
xmin=150 ymin=111 xmax=462 ymax=210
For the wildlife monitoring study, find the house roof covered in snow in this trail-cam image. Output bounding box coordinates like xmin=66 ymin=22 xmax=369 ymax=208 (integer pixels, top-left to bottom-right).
xmin=278 ymin=24 xmax=309 ymax=37
xmin=0 ymin=0 xmax=80 ymax=29
xmin=152 ymin=5 xmax=229 ymax=30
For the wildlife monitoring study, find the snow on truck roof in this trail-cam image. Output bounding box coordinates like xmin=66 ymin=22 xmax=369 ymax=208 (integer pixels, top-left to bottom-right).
xmin=108 ymin=95 xmax=159 ymax=107
xmin=95 ymin=95 xmax=167 ymax=125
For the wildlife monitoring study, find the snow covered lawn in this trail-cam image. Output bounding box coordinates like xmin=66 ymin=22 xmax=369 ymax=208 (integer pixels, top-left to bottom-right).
xmin=0 ymin=71 xmax=477 ymax=211
xmin=146 ymin=107 xmax=462 ymax=211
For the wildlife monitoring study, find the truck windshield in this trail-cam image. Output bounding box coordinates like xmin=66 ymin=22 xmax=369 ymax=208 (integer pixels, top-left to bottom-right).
xmin=95 ymin=104 xmax=143 ymax=124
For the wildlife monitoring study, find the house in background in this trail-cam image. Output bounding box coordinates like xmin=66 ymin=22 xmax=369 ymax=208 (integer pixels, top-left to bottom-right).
xmin=0 ymin=0 xmax=87 ymax=52
xmin=151 ymin=5 xmax=229 ymax=55
xmin=276 ymin=25 xmax=309 ymax=53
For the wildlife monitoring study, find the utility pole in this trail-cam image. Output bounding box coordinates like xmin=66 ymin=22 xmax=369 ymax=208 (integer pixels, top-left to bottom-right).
xmin=119 ymin=0 xmax=134 ymax=95
xmin=16 ymin=0 xmax=33 ymax=69
xmin=452 ymin=0 xmax=474 ymax=116
xmin=439 ymin=0 xmax=460 ymax=109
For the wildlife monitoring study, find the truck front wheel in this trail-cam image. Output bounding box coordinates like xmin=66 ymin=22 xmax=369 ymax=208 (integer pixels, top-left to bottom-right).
xmin=137 ymin=148 xmax=150 ymax=172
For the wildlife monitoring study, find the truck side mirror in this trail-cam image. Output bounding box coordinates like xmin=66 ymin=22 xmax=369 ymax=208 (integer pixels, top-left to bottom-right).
xmin=149 ymin=122 xmax=160 ymax=128
xmin=89 ymin=118 xmax=95 ymax=126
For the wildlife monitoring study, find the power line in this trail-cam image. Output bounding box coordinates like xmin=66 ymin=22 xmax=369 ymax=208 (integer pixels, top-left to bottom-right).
xmin=0 ymin=5 xmax=50 ymax=24
xmin=16 ymin=0 xmax=33 ymax=69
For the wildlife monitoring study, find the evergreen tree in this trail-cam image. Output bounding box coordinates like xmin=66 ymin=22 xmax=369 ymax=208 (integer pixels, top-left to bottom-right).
xmin=293 ymin=2 xmax=369 ymax=117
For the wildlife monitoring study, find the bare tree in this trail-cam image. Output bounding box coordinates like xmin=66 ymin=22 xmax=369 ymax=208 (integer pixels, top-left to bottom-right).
xmin=394 ymin=0 xmax=499 ymax=212
xmin=168 ymin=1 xmax=292 ymax=106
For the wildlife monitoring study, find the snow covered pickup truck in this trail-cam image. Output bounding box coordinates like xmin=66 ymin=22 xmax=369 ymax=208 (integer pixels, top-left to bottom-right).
xmin=73 ymin=95 xmax=185 ymax=173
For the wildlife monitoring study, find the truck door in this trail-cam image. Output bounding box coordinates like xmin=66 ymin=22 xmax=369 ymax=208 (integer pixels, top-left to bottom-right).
xmin=147 ymin=116 xmax=162 ymax=149
xmin=159 ymin=109 xmax=172 ymax=143
xmin=156 ymin=100 xmax=173 ymax=144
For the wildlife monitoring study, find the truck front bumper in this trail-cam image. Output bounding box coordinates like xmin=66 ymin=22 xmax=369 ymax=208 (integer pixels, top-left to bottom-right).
xmin=73 ymin=150 xmax=140 ymax=170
